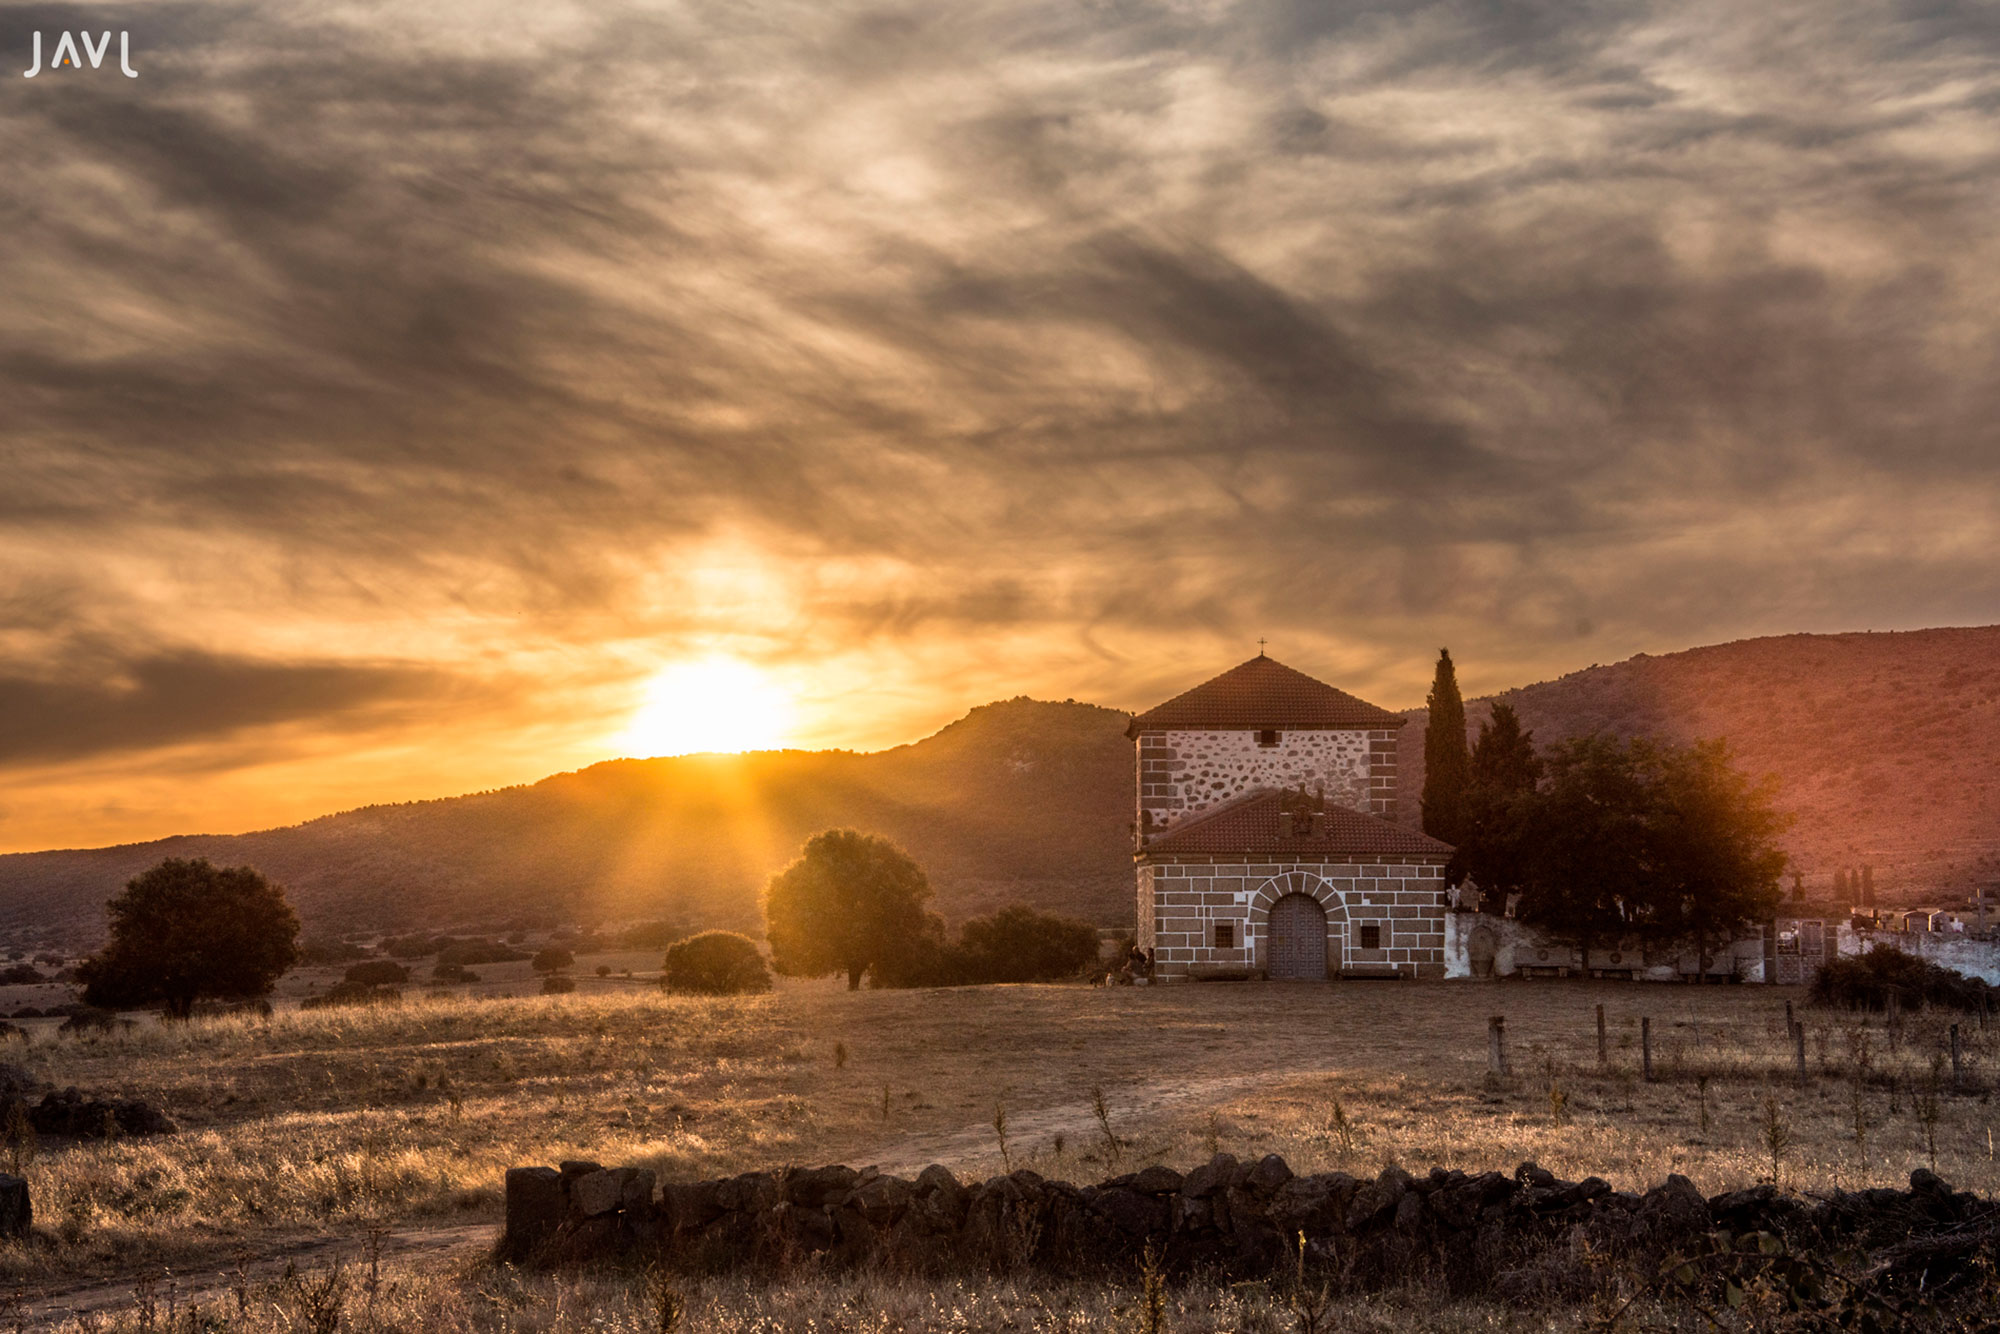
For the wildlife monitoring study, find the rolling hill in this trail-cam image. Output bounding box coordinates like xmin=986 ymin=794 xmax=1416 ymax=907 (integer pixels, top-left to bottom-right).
xmin=0 ymin=698 xmax=1137 ymax=948
xmin=1398 ymin=626 xmax=2000 ymax=903
xmin=5 ymin=626 xmax=1998 ymax=948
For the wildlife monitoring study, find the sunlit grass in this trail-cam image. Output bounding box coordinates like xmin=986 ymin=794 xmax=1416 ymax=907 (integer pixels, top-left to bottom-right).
xmin=4 ymin=980 xmax=1996 ymax=1294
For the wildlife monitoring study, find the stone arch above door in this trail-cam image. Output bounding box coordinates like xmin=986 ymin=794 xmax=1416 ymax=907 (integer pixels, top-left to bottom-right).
xmin=1244 ymin=871 xmax=1348 ymax=978
xmin=1244 ymin=871 xmax=1349 ymax=928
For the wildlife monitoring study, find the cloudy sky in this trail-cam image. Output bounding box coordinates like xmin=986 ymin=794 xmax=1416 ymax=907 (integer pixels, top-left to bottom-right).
xmin=1 ymin=0 xmax=1997 ymax=851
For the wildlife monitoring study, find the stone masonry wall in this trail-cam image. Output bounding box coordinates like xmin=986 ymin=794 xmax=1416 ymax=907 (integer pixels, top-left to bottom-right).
xmin=1135 ymin=864 xmax=1156 ymax=953
xmin=1146 ymin=859 xmax=1448 ymax=979
xmin=502 ymin=1154 xmax=1996 ymax=1303
xmin=1137 ymin=728 xmax=1399 ymax=832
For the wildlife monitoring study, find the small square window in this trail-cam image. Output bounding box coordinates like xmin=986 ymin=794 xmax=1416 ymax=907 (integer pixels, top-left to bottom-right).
xmin=1255 ymin=729 xmax=1280 ymax=747
xmin=1214 ymin=921 xmax=1235 ymax=949
xmin=1359 ymin=923 xmax=1382 ymax=950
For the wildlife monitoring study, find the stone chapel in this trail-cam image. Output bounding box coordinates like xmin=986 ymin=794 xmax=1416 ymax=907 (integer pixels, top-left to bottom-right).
xmin=1131 ymin=653 xmax=1453 ymax=980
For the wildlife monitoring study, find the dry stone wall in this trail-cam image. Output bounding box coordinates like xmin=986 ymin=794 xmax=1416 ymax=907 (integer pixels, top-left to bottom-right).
xmin=501 ymin=1155 xmax=1994 ymax=1301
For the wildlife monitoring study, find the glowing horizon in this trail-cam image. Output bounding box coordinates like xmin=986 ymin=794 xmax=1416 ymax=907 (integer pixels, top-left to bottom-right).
xmin=3 ymin=0 xmax=1998 ymax=853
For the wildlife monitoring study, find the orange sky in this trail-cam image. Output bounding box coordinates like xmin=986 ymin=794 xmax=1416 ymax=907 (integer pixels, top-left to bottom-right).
xmin=3 ymin=0 xmax=1999 ymax=852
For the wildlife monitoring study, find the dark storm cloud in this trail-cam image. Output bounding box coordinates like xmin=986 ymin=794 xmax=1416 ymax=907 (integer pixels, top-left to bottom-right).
xmin=1 ymin=0 xmax=1998 ymax=765
xmin=0 ymin=647 xmax=462 ymax=764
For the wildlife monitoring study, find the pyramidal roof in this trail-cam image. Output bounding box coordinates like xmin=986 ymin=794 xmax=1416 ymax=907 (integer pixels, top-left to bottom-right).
xmin=1126 ymin=655 xmax=1406 ymax=738
xmin=1141 ymin=788 xmax=1452 ymax=858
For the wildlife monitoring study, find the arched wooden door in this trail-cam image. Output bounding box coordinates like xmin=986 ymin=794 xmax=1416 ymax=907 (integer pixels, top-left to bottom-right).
xmin=1267 ymin=893 xmax=1328 ymax=980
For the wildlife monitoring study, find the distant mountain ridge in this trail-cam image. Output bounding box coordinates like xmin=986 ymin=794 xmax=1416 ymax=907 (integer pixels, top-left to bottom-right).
xmin=0 ymin=699 xmax=1137 ymax=947
xmin=5 ymin=627 xmax=1998 ymax=947
xmin=1397 ymin=626 xmax=2000 ymax=903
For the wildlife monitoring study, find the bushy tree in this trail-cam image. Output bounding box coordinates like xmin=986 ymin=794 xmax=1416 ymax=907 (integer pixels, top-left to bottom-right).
xmin=530 ymin=947 xmax=574 ymax=974
xmin=662 ymin=931 xmax=772 ymax=995
xmin=956 ymin=905 xmax=1100 ymax=983
xmin=864 ymin=911 xmax=957 ymax=988
xmin=1446 ymin=703 xmax=1542 ymax=905
xmin=1638 ymin=739 xmax=1790 ymax=969
xmin=1514 ymin=735 xmax=1656 ymax=949
xmin=764 ymin=830 xmax=934 ymax=989
xmin=1422 ymin=648 xmax=1471 ymax=845
xmin=1472 ymin=734 xmax=1789 ymax=963
xmin=75 ymin=859 xmax=300 ymax=1019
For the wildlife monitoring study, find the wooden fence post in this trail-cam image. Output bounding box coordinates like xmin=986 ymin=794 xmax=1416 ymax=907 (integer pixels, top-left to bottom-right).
xmin=1596 ymin=1004 xmax=1608 ymax=1068
xmin=1642 ymin=1016 xmax=1653 ymax=1082
xmin=1951 ymin=1024 xmax=1963 ymax=1091
xmin=1489 ymin=1015 xmax=1510 ymax=1077
xmin=1794 ymin=1023 xmax=1808 ymax=1085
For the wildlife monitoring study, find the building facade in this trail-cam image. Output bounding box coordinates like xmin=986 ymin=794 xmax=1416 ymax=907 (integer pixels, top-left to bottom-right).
xmin=1131 ymin=655 xmax=1454 ymax=980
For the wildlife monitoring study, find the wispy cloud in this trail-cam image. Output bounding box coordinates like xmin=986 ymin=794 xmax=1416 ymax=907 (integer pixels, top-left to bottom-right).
xmin=1 ymin=0 xmax=1997 ymax=846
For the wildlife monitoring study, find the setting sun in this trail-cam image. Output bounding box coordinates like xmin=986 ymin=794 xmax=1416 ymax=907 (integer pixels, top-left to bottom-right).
xmin=619 ymin=658 xmax=794 ymax=757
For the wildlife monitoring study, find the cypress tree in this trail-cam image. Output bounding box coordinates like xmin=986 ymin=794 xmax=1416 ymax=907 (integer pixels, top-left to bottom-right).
xmin=1835 ymin=867 xmax=1849 ymax=901
xmin=1423 ymin=648 xmax=1471 ymax=844
xmin=1861 ymin=864 xmax=1875 ymax=907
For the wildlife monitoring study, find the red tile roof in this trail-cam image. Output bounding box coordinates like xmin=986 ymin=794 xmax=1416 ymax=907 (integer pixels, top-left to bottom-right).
xmin=1126 ymin=655 xmax=1405 ymax=738
xmin=1140 ymin=789 xmax=1453 ymax=858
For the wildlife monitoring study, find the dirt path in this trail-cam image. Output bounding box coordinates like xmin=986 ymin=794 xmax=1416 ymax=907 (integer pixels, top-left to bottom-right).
xmin=12 ymin=1065 xmax=1322 ymax=1329
xmin=11 ymin=1223 xmax=492 ymax=1330
xmin=856 ymin=1066 xmax=1333 ymax=1175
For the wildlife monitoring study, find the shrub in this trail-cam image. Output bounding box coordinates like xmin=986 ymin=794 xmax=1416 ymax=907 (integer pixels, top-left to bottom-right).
xmin=296 ymin=938 xmax=369 ymax=965
xmin=436 ymin=940 xmax=527 ymax=967
xmin=380 ymin=934 xmax=445 ymax=959
xmin=957 ymin=905 xmax=1101 ymax=983
xmin=430 ymin=962 xmax=480 ymax=984
xmin=58 ymin=1006 xmax=121 ymax=1032
xmin=540 ymin=974 xmax=577 ymax=995
xmin=662 ymin=932 xmax=772 ymax=995
xmin=531 ymin=947 xmax=574 ymax=975
xmin=300 ymin=981 xmax=402 ymax=1010
xmin=0 ymin=965 xmax=44 ymax=985
xmin=342 ymin=961 xmax=410 ymax=987
xmin=1809 ymin=946 xmax=1999 ymax=1013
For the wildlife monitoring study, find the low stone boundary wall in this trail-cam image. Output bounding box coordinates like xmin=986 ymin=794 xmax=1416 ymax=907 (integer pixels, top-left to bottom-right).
xmin=502 ymin=1154 xmax=1995 ymax=1297
xmin=0 ymin=1174 xmax=28 ymax=1239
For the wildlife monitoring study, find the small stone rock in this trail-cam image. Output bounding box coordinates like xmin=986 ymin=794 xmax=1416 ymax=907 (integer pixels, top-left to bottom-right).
xmin=915 ymin=1164 xmax=961 ymax=1196
xmin=502 ymin=1166 xmax=562 ymax=1258
xmin=1183 ymin=1153 xmax=1237 ymax=1198
xmin=0 ymin=1175 xmax=28 ymax=1239
xmin=849 ymin=1173 xmax=914 ymax=1224
xmin=571 ymin=1168 xmax=628 ymax=1218
xmin=1131 ymin=1165 xmax=1183 ymax=1195
xmin=786 ymin=1164 xmax=860 ymax=1207
xmin=1244 ymin=1154 xmax=1293 ymax=1194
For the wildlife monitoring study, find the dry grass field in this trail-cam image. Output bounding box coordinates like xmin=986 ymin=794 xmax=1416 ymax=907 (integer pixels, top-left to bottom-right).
xmin=5 ymin=977 xmax=1996 ymax=1330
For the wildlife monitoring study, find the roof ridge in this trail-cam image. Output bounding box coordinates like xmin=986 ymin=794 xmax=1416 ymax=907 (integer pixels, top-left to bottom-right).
xmin=1127 ymin=656 xmax=1405 ymax=738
